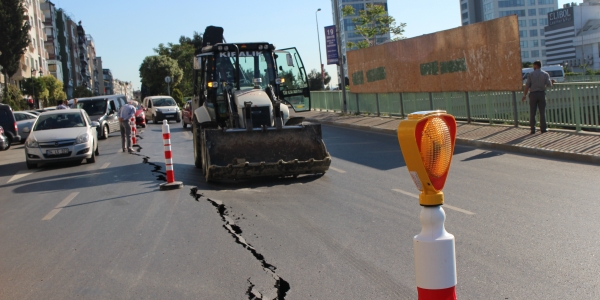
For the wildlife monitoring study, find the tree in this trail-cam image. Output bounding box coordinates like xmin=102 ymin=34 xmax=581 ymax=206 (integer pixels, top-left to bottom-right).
xmin=22 ymin=77 xmax=49 ymax=106
xmin=522 ymin=62 xmax=532 ymax=68
xmin=171 ymin=88 xmax=183 ymax=107
xmin=0 ymin=0 xmax=31 ymax=92
xmin=2 ymin=84 xmax=26 ymax=110
xmin=41 ymin=75 xmax=67 ymax=103
xmin=341 ymin=4 xmax=406 ymax=49
xmin=307 ymin=69 xmax=332 ymax=91
xmin=139 ymin=55 xmax=183 ymax=96
xmin=73 ymin=85 xmax=93 ymax=98
xmin=153 ymin=33 xmax=203 ymax=96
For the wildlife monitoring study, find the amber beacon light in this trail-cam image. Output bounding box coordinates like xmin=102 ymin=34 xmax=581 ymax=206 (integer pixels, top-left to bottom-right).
xmin=397 ymin=111 xmax=457 ymax=206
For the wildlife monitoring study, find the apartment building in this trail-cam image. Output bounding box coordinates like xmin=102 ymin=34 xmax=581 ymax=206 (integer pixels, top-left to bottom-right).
xmin=55 ymin=9 xmax=73 ymax=97
xmin=103 ymin=69 xmax=114 ymax=95
xmin=460 ymin=0 xmax=559 ymax=64
xmin=40 ymin=0 xmax=63 ymax=82
xmin=94 ymin=57 xmax=104 ymax=96
xmin=10 ymin=0 xmax=49 ymax=83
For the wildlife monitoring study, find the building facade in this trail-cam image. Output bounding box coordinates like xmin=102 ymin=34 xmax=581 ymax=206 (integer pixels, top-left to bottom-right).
xmin=41 ymin=0 xmax=63 ymax=82
xmin=66 ymin=18 xmax=82 ymax=94
xmin=103 ymin=69 xmax=113 ymax=95
xmin=55 ymin=9 xmax=73 ymax=97
xmin=94 ymin=57 xmax=104 ymax=95
xmin=331 ymin=0 xmax=391 ymax=82
xmin=460 ymin=0 xmax=559 ymax=64
xmin=77 ymin=22 xmax=90 ymax=90
xmin=545 ymin=1 xmax=600 ymax=71
xmin=11 ymin=0 xmax=49 ymax=83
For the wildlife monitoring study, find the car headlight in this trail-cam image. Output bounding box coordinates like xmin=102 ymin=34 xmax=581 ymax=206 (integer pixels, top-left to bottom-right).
xmin=26 ymin=138 xmax=38 ymax=148
xmin=76 ymin=133 xmax=89 ymax=144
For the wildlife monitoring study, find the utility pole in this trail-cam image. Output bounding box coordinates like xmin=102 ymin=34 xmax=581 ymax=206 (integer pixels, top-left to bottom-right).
xmin=333 ymin=0 xmax=347 ymax=113
xmin=316 ymin=8 xmax=325 ymax=90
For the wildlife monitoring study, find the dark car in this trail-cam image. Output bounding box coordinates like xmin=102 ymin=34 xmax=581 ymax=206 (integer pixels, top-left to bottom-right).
xmin=0 ymin=104 xmax=21 ymax=148
xmin=182 ymin=100 xmax=193 ymax=129
xmin=135 ymin=104 xmax=146 ymax=128
xmin=76 ymin=95 xmax=128 ymax=139
xmin=0 ymin=126 xmax=9 ymax=150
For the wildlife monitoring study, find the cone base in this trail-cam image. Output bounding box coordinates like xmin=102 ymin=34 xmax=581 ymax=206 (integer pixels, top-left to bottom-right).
xmin=159 ymin=181 xmax=183 ymax=191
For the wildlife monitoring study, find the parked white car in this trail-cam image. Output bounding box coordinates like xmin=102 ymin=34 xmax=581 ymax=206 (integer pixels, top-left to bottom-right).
xmin=23 ymin=109 xmax=99 ymax=169
xmin=522 ymin=65 xmax=565 ymax=84
xmin=13 ymin=111 xmax=38 ymax=142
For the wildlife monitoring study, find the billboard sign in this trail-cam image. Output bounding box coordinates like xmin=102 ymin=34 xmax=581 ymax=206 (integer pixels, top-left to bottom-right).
xmin=325 ymin=25 xmax=339 ymax=65
xmin=548 ymin=7 xmax=574 ymax=26
xmin=347 ymin=16 xmax=523 ymax=93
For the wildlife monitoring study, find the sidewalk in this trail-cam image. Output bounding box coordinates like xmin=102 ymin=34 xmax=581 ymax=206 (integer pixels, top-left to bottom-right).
xmin=303 ymin=111 xmax=600 ymax=165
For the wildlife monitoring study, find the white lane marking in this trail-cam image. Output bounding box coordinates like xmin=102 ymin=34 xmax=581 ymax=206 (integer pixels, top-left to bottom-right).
xmin=7 ymin=170 xmax=37 ymax=183
xmin=100 ymin=163 xmax=110 ymax=169
xmin=329 ymin=166 xmax=347 ymax=174
xmin=42 ymin=192 xmax=80 ymax=221
xmin=391 ymin=188 xmax=475 ymax=215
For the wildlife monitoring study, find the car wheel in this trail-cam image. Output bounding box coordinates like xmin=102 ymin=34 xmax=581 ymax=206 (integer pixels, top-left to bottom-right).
xmin=26 ymin=159 xmax=36 ymax=169
xmin=153 ymin=115 xmax=157 ymax=124
xmin=95 ymin=143 xmax=100 ymax=156
xmin=86 ymin=144 xmax=96 ymax=163
xmin=141 ymin=124 xmax=146 ymax=128
xmin=101 ymin=125 xmax=109 ymax=140
xmin=183 ymin=121 xmax=187 ymax=129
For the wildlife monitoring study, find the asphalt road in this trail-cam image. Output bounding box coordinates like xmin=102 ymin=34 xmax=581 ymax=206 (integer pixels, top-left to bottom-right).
xmin=0 ymin=120 xmax=598 ymax=299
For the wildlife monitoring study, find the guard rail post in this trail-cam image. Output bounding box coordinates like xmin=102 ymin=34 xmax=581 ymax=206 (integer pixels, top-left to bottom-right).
xmin=465 ymin=92 xmax=472 ymax=124
xmin=511 ymin=91 xmax=519 ymax=127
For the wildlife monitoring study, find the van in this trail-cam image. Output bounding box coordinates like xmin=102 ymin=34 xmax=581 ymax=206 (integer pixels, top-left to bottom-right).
xmin=0 ymin=104 xmax=20 ymax=148
xmin=522 ymin=66 xmax=565 ymax=84
xmin=142 ymin=96 xmax=181 ymax=124
xmin=76 ymin=94 xmax=128 ymax=139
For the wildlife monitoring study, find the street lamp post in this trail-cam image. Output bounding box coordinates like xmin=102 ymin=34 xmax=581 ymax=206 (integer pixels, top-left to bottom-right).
xmin=31 ymin=69 xmax=37 ymax=108
xmin=316 ymin=8 xmax=325 ymax=90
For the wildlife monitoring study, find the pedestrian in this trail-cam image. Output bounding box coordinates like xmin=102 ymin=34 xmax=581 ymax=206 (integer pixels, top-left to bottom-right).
xmin=56 ymin=100 xmax=69 ymax=110
xmin=522 ymin=60 xmax=555 ymax=134
xmin=27 ymin=97 xmax=34 ymax=110
xmin=69 ymin=98 xmax=78 ymax=109
xmin=119 ymin=100 xmax=136 ymax=153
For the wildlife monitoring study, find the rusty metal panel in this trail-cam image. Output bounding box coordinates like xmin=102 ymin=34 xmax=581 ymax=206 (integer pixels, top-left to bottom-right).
xmin=347 ymin=16 xmax=523 ymax=93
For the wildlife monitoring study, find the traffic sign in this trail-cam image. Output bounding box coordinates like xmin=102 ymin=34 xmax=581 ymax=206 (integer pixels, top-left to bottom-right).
xmin=165 ymin=76 xmax=172 ymax=83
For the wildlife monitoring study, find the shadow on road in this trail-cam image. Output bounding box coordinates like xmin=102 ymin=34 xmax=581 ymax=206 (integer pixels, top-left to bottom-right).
xmin=461 ymin=150 xmax=504 ymax=162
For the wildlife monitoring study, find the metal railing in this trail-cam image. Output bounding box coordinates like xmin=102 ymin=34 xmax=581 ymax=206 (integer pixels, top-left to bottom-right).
xmin=311 ymin=82 xmax=600 ymax=131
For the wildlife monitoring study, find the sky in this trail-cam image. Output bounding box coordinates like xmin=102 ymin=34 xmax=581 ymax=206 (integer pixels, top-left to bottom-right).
xmin=51 ymin=0 xmax=574 ymax=90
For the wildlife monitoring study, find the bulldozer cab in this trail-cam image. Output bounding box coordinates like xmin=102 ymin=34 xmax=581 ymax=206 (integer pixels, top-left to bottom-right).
xmin=275 ymin=48 xmax=311 ymax=112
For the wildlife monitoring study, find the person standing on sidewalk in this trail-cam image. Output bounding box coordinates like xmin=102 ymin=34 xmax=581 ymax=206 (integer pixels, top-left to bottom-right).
xmin=522 ymin=61 xmax=555 ymax=134
xmin=119 ymin=100 xmax=136 ymax=152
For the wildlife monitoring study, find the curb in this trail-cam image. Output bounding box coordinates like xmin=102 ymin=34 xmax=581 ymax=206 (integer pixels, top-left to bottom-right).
xmin=306 ymin=117 xmax=600 ymax=165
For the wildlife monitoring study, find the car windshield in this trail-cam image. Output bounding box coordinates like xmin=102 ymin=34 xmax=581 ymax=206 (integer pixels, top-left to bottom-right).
xmin=33 ymin=113 xmax=86 ymax=131
xmin=214 ymin=51 xmax=275 ymax=91
xmin=153 ymin=98 xmax=177 ymax=107
xmin=547 ymin=70 xmax=563 ymax=77
xmin=77 ymin=100 xmax=107 ymax=116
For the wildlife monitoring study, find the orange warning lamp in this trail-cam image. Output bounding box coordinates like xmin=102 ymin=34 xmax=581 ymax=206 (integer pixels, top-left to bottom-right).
xmin=397 ymin=111 xmax=457 ymax=206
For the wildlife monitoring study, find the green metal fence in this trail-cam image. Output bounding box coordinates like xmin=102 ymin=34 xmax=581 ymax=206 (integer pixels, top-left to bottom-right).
xmin=310 ymin=82 xmax=600 ymax=131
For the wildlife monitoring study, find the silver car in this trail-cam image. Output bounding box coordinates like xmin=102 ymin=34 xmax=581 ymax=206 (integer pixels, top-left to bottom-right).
xmin=14 ymin=111 xmax=38 ymax=142
xmin=23 ymin=109 xmax=100 ymax=169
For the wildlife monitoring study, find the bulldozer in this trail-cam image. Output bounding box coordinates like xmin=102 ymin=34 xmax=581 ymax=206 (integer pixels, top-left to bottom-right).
xmin=190 ymin=26 xmax=331 ymax=181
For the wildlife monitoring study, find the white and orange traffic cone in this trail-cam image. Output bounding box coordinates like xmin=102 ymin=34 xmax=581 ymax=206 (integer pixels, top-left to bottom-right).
xmin=130 ymin=117 xmax=137 ymax=145
xmin=159 ymin=120 xmax=183 ymax=190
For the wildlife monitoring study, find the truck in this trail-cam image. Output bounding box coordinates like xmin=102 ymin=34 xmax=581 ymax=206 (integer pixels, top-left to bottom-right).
xmin=190 ymin=26 xmax=331 ymax=182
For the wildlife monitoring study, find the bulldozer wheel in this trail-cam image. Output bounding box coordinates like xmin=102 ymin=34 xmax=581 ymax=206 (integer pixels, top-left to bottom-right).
xmin=201 ymin=133 xmax=213 ymax=183
xmin=193 ymin=120 xmax=203 ymax=169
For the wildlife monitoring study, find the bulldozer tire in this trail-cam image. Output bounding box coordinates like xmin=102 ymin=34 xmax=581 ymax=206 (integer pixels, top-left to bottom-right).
xmin=201 ymin=133 xmax=212 ymax=183
xmin=193 ymin=120 xmax=203 ymax=169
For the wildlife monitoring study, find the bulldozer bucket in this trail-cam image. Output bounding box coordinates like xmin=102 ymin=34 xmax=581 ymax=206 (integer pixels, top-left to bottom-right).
xmin=203 ymin=124 xmax=331 ymax=181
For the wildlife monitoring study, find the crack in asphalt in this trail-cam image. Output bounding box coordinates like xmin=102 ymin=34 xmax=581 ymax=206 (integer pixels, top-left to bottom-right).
xmin=131 ymin=152 xmax=166 ymax=182
xmin=190 ymin=187 xmax=290 ymax=300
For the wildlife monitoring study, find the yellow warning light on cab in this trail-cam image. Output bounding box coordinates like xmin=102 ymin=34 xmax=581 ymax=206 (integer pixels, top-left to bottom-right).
xmin=397 ymin=111 xmax=456 ymax=206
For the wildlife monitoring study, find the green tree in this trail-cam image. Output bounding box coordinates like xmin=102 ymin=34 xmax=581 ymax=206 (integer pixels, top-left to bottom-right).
xmin=341 ymin=4 xmax=406 ymax=49
xmin=41 ymin=75 xmax=67 ymax=103
xmin=171 ymin=88 xmax=183 ymax=107
xmin=0 ymin=0 xmax=31 ymax=92
xmin=73 ymin=85 xmax=93 ymax=98
xmin=153 ymin=33 xmax=202 ymax=96
xmin=522 ymin=62 xmax=532 ymax=68
xmin=2 ymin=84 xmax=26 ymax=110
xmin=22 ymin=77 xmax=49 ymax=106
xmin=307 ymin=69 xmax=332 ymax=91
xmin=139 ymin=55 xmax=183 ymax=96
